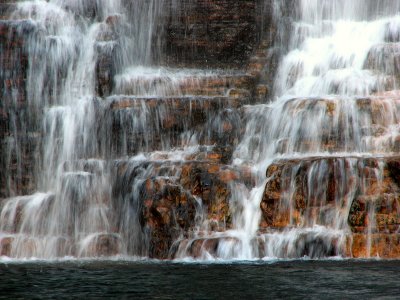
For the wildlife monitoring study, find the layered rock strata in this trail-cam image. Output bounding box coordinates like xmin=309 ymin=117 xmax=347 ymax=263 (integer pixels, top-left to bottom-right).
xmin=2 ymin=0 xmax=400 ymax=260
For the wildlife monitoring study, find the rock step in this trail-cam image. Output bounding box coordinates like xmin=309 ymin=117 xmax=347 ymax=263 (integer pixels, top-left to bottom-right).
xmin=267 ymin=95 xmax=400 ymax=154
xmin=174 ymin=232 xmax=336 ymax=260
xmin=1 ymin=93 xmax=251 ymax=199
xmin=61 ymin=159 xmax=107 ymax=176
xmin=0 ymin=17 xmax=263 ymax=99
xmin=112 ymin=70 xmax=257 ymax=98
xmin=102 ymin=95 xmax=248 ymax=156
xmin=282 ymin=95 xmax=400 ymax=122
xmin=261 ymin=155 xmax=400 ymax=234
xmin=0 ymin=20 xmax=30 ymax=96
xmin=364 ymin=42 xmax=400 ymax=75
xmin=112 ymin=156 xmax=253 ymax=258
xmin=0 ymin=151 xmax=255 ymax=259
xmin=107 ymin=95 xmax=251 ymax=110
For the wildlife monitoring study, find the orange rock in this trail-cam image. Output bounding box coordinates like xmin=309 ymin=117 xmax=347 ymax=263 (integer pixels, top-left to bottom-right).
xmin=348 ymin=234 xmax=400 ymax=258
xmin=162 ymin=116 xmax=176 ymax=129
xmin=207 ymin=153 xmax=222 ymax=161
xmin=219 ymin=169 xmax=238 ymax=183
xmin=228 ymin=89 xmax=251 ymax=99
xmin=145 ymin=179 xmax=153 ymax=193
xmin=207 ymin=164 xmax=220 ymax=174
xmin=255 ymin=84 xmax=268 ymax=100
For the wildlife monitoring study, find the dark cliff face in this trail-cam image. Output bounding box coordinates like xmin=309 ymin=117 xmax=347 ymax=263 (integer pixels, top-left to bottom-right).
xmin=0 ymin=19 xmax=36 ymax=199
xmin=164 ymin=0 xmax=271 ymax=68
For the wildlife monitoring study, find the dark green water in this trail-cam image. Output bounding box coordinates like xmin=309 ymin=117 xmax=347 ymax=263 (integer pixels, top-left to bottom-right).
xmin=0 ymin=259 xmax=399 ymax=299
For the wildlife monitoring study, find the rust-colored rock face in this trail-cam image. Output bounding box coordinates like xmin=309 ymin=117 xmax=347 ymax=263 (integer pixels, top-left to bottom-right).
xmin=347 ymin=234 xmax=400 ymax=258
xmin=141 ymin=176 xmax=198 ymax=258
xmin=261 ymin=156 xmax=400 ymax=258
xmin=111 ymin=149 xmax=252 ymax=259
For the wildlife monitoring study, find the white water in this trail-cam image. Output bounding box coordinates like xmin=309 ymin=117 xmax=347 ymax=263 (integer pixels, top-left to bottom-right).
xmin=114 ymin=67 xmax=231 ymax=97
xmin=175 ymin=0 xmax=400 ymax=260
xmin=0 ymin=0 xmax=176 ymax=258
xmin=0 ymin=0 xmax=247 ymax=259
xmin=2 ymin=0 xmax=400 ymax=260
xmin=240 ymin=0 xmax=400 ymax=258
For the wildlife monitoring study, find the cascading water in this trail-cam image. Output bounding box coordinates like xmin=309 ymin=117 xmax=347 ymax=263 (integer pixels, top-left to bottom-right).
xmin=2 ymin=0 xmax=400 ymax=260
xmin=176 ymin=0 xmax=400 ymax=259
xmin=0 ymin=0 xmax=254 ymax=259
xmin=234 ymin=0 xmax=400 ymax=258
xmin=0 ymin=0 xmax=179 ymax=258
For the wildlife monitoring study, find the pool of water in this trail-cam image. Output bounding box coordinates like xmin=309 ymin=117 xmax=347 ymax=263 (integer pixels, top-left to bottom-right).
xmin=1 ymin=259 xmax=399 ymax=299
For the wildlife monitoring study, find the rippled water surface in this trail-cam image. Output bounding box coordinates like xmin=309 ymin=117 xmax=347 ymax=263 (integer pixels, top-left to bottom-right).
xmin=1 ymin=259 xmax=400 ymax=299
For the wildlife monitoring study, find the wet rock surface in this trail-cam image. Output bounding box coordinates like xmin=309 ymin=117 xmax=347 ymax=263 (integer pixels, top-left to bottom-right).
xmin=348 ymin=233 xmax=400 ymax=258
xmin=0 ymin=0 xmax=270 ymax=259
xmin=103 ymin=96 xmax=246 ymax=156
xmin=165 ymin=0 xmax=272 ymax=68
xmin=0 ymin=20 xmax=37 ymax=199
xmin=0 ymin=5 xmax=265 ymax=200
xmin=111 ymin=150 xmax=253 ymax=258
xmin=364 ymin=43 xmax=400 ymax=76
xmin=261 ymin=156 xmax=400 ymax=258
xmin=3 ymin=0 xmax=400 ymax=260
xmin=271 ymin=95 xmax=400 ymax=154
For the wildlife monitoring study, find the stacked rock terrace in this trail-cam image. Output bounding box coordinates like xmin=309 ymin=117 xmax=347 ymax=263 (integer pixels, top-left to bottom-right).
xmin=3 ymin=0 xmax=400 ymax=260
xmin=0 ymin=0 xmax=270 ymax=259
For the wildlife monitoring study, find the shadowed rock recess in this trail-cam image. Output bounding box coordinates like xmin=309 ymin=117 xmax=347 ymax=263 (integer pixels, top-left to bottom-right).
xmin=2 ymin=0 xmax=400 ymax=260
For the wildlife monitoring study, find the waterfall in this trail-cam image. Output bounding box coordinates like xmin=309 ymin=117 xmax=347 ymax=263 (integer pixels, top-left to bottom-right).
xmin=176 ymin=0 xmax=400 ymax=259
xmin=1 ymin=0 xmax=400 ymax=260
xmin=0 ymin=0 xmax=174 ymax=258
xmin=241 ymin=0 xmax=400 ymax=259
